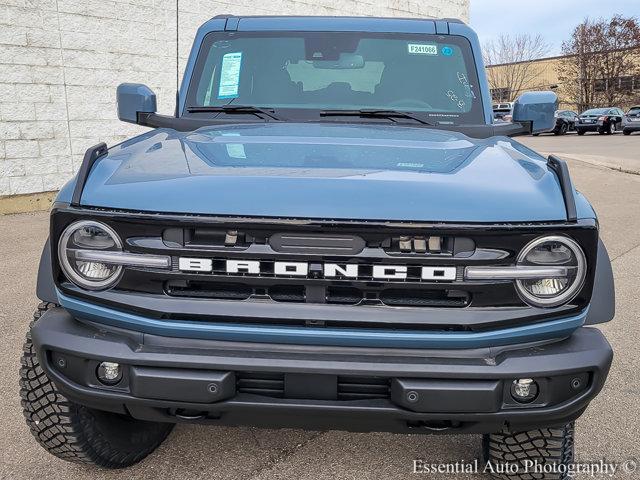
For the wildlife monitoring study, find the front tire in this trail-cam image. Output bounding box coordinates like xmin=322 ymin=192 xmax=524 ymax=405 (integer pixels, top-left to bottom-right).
xmin=483 ymin=423 xmax=575 ymax=480
xmin=576 ymin=129 xmax=585 ymax=136
xmin=20 ymin=303 xmax=174 ymax=468
xmin=623 ymin=129 xmax=632 ymax=135
xmin=553 ymin=123 xmax=568 ymax=135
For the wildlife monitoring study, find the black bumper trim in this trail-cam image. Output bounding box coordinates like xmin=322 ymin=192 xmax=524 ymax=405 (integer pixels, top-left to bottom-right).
xmin=576 ymin=124 xmax=603 ymax=131
xmin=31 ymin=307 xmax=613 ymax=434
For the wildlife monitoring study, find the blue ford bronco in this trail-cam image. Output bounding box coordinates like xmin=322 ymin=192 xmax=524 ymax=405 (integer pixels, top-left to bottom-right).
xmin=21 ymin=15 xmax=614 ymax=478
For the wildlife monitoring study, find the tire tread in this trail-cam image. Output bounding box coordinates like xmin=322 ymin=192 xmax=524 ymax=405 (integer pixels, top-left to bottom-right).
xmin=483 ymin=423 xmax=575 ymax=480
xmin=19 ymin=302 xmax=173 ymax=468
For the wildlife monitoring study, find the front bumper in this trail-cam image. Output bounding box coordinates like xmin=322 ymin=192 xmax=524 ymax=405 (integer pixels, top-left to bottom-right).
xmin=576 ymin=122 xmax=604 ymax=131
xmin=623 ymin=123 xmax=640 ymax=132
xmin=32 ymin=307 xmax=613 ymax=434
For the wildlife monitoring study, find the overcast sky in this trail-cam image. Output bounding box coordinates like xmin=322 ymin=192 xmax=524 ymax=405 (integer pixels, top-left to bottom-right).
xmin=470 ymin=0 xmax=640 ymax=57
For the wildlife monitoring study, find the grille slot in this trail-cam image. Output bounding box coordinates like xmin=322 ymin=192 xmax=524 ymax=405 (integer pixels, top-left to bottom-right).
xmin=326 ymin=287 xmax=363 ymax=305
xmin=380 ymin=289 xmax=469 ymax=307
xmin=166 ymin=281 xmax=252 ymax=300
xmin=337 ymin=376 xmax=390 ymax=400
xmin=237 ymin=372 xmax=285 ymax=398
xmin=269 ymin=285 xmax=306 ymax=303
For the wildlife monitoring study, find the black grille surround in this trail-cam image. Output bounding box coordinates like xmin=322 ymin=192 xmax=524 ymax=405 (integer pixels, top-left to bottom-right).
xmin=51 ymin=206 xmax=599 ymax=333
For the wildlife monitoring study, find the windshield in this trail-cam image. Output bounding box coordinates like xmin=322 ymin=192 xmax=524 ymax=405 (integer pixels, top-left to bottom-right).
xmin=185 ymin=31 xmax=484 ymax=125
xmin=582 ymin=108 xmax=608 ymax=115
xmin=628 ymin=107 xmax=640 ymax=115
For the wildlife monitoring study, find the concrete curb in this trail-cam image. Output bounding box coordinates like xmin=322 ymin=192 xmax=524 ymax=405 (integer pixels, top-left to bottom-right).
xmin=561 ymin=154 xmax=640 ymax=176
xmin=0 ymin=191 xmax=56 ymax=215
xmin=541 ymin=152 xmax=640 ymax=176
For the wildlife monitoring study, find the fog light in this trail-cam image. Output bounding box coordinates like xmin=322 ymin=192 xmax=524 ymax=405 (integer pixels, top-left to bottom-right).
xmin=511 ymin=378 xmax=538 ymax=403
xmin=97 ymin=362 xmax=122 ymax=385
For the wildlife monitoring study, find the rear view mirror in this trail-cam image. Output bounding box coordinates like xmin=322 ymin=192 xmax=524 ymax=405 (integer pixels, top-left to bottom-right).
xmin=117 ymin=83 xmax=157 ymax=125
xmin=512 ymin=91 xmax=558 ymax=134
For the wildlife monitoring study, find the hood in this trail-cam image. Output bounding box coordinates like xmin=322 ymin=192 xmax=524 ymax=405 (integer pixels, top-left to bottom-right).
xmin=79 ymin=123 xmax=567 ymax=222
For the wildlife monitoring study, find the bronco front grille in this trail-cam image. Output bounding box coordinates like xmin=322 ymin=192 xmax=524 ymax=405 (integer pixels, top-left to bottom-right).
xmin=116 ymin=225 xmax=526 ymax=312
xmin=52 ymin=209 xmax=598 ymax=332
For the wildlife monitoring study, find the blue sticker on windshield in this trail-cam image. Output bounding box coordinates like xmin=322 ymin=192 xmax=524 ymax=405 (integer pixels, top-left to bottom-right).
xmin=441 ymin=46 xmax=454 ymax=57
xmin=218 ymin=52 xmax=242 ymax=99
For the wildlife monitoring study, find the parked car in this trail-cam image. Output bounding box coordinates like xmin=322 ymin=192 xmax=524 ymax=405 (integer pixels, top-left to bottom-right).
xmin=492 ymin=102 xmax=513 ymax=122
xmin=21 ymin=15 xmax=614 ymax=480
xmin=553 ymin=109 xmax=579 ymax=134
xmin=623 ymin=105 xmax=640 ymax=135
xmin=576 ymin=107 xmax=624 ymax=135
xmin=533 ymin=109 xmax=578 ymax=136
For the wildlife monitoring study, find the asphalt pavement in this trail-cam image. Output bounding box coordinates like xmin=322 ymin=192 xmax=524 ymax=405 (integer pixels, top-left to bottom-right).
xmin=0 ymin=134 xmax=639 ymax=479
xmin=520 ymin=130 xmax=640 ymax=174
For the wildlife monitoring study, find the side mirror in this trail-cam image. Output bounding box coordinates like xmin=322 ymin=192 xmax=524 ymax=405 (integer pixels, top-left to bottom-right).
xmin=512 ymin=91 xmax=558 ymax=134
xmin=116 ymin=83 xmax=157 ymax=125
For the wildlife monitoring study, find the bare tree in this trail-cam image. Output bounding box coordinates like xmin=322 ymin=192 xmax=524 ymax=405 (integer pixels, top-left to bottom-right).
xmin=483 ymin=34 xmax=550 ymax=102
xmin=557 ymin=16 xmax=640 ymax=110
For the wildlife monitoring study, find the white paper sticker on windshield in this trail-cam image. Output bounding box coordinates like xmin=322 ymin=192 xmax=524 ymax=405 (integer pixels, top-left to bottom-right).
xmin=218 ymin=52 xmax=242 ymax=99
xmin=408 ymin=44 xmax=438 ymax=55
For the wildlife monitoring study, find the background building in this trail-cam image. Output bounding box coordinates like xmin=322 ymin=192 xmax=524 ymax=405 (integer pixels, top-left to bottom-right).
xmin=0 ymin=0 xmax=470 ymax=209
xmin=486 ymin=48 xmax=640 ymax=111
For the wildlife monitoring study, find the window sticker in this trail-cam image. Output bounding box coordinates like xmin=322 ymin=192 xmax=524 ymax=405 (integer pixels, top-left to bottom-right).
xmin=446 ymin=90 xmax=466 ymax=110
xmin=407 ymin=44 xmax=438 ymax=55
xmin=457 ymin=72 xmax=477 ymax=99
xmin=221 ymin=132 xmax=246 ymax=159
xmin=218 ymin=52 xmax=242 ymax=99
xmin=441 ymin=46 xmax=454 ymax=57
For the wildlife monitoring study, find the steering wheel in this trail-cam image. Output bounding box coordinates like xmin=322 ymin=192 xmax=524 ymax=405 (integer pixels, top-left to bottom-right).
xmin=388 ymin=99 xmax=433 ymax=109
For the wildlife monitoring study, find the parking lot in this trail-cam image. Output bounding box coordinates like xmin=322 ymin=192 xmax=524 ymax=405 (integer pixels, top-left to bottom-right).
xmin=0 ymin=134 xmax=639 ymax=480
xmin=521 ymin=131 xmax=640 ymax=174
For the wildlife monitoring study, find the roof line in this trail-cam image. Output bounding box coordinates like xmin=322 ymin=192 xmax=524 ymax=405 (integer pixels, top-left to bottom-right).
xmin=207 ymin=14 xmax=466 ymax=24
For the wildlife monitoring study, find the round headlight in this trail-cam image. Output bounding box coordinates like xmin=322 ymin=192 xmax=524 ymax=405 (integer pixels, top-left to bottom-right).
xmin=58 ymin=220 xmax=123 ymax=290
xmin=515 ymin=236 xmax=586 ymax=308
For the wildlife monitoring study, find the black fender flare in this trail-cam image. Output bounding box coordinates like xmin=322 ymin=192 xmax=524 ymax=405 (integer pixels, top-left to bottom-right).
xmin=585 ymin=239 xmax=615 ymax=325
xmin=36 ymin=239 xmax=58 ymax=304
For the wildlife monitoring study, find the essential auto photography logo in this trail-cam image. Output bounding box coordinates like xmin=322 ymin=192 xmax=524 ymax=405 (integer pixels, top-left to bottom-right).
xmin=412 ymin=458 xmax=638 ymax=477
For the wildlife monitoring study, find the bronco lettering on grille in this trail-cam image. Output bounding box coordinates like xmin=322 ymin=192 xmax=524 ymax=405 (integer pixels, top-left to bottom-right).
xmin=177 ymin=258 xmax=456 ymax=281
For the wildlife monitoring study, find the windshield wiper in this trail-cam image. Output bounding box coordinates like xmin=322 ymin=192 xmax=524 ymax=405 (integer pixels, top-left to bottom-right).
xmin=319 ymin=109 xmax=434 ymax=126
xmin=187 ymin=105 xmax=282 ymax=121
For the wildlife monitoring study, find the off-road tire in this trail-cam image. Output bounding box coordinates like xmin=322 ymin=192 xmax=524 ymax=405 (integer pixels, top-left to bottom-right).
xmin=483 ymin=423 xmax=575 ymax=480
xmin=20 ymin=302 xmax=174 ymax=468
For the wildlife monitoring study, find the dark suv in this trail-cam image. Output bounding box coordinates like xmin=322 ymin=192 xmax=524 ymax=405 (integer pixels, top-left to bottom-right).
xmin=576 ymin=107 xmax=624 ymax=135
xmin=20 ymin=15 xmax=614 ymax=479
